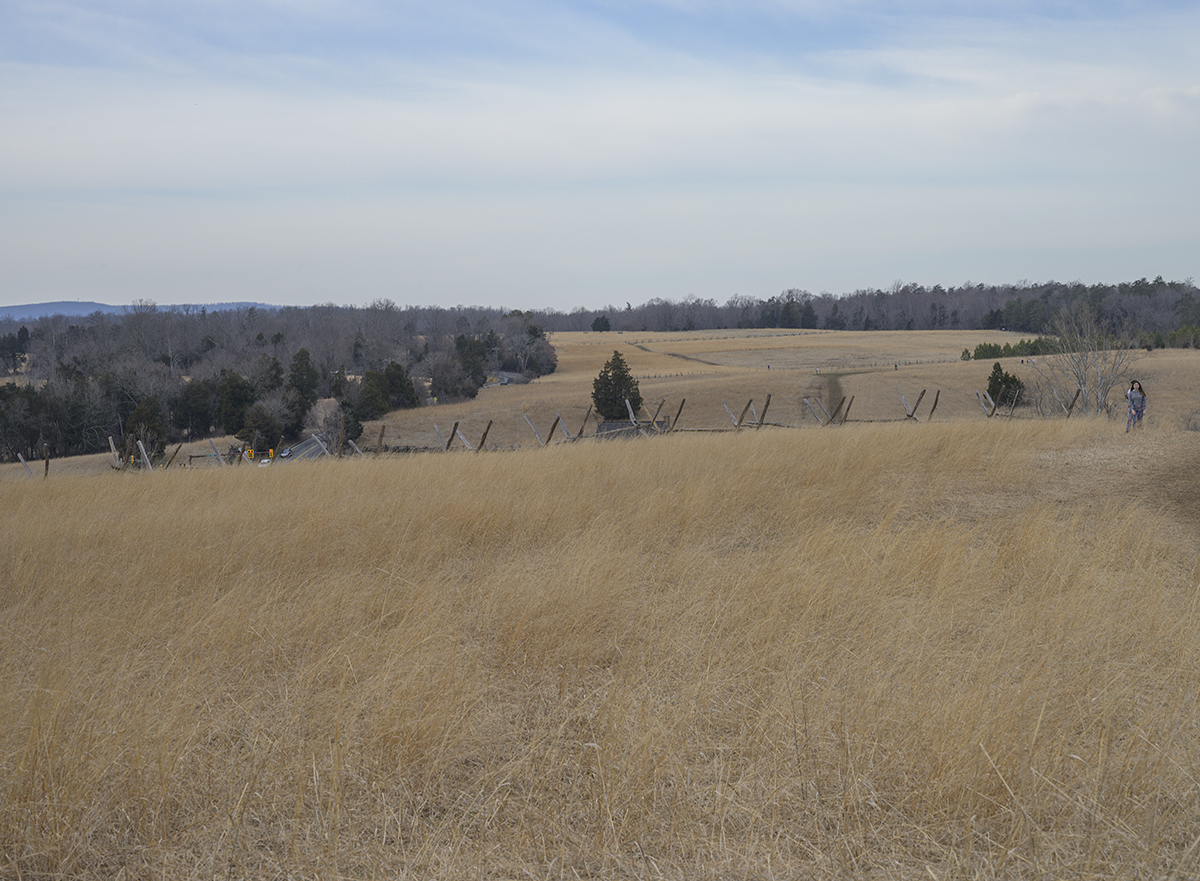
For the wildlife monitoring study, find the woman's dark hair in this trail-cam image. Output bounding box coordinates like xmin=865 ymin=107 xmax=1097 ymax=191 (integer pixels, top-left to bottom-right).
xmin=1130 ymin=380 xmax=1145 ymax=396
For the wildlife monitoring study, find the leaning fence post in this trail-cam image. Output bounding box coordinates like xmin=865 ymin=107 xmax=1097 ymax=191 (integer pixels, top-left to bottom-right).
xmin=574 ymin=405 xmax=592 ymax=440
xmin=164 ymin=443 xmax=183 ymax=469
xmin=17 ymin=453 xmax=33 ymax=478
xmin=983 ymin=390 xmax=998 ymax=417
xmin=136 ymin=441 xmax=153 ymax=472
xmin=927 ymin=390 xmax=940 ymax=421
xmin=555 ymin=412 xmax=574 ymax=440
xmin=209 ymin=438 xmax=226 ymax=465
xmin=840 ymin=396 xmax=854 ymax=424
xmin=647 ymin=399 xmax=666 ymax=432
xmin=735 ymin=399 xmax=753 ymax=429
xmin=827 ymin=396 xmax=847 ymax=424
xmin=445 ymin=421 xmax=460 ymax=451
xmin=477 ymin=420 xmax=493 ymax=452
xmin=524 ymin=414 xmax=545 ymax=446
xmin=670 ymin=398 xmax=686 ymax=432
xmin=756 ymin=394 xmax=772 ymax=429
xmin=802 ymin=398 xmax=825 ymax=425
xmin=43 ymin=444 xmax=50 ymax=479
xmin=1006 ymin=388 xmax=1022 ymax=417
xmin=1065 ymin=388 xmax=1081 ymax=418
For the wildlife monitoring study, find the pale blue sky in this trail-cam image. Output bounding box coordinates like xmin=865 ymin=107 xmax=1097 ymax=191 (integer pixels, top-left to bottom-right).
xmin=2 ymin=1 xmax=1197 ymax=310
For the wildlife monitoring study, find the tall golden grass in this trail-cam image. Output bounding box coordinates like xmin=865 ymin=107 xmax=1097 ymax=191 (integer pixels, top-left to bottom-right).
xmin=4 ymin=417 xmax=1200 ymax=879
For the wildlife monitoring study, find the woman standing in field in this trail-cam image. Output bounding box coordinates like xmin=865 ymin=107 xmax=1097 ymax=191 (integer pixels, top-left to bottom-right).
xmin=1126 ymin=380 xmax=1146 ymax=431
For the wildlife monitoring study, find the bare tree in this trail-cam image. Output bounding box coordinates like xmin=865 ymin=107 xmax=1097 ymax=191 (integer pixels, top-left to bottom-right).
xmin=1027 ymin=305 xmax=1139 ymax=416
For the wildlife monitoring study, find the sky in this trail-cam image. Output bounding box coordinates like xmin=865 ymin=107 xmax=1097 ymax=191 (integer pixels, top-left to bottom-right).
xmin=1 ymin=1 xmax=1198 ymax=312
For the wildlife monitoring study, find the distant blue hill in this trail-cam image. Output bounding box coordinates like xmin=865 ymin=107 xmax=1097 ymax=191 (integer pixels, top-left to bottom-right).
xmin=0 ymin=301 xmax=275 ymax=321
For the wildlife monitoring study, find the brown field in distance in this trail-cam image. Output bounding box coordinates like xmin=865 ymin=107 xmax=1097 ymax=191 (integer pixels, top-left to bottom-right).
xmin=5 ymin=332 xmax=1200 ymax=879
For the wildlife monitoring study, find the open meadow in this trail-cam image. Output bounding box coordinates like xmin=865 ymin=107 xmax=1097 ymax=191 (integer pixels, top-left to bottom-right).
xmin=5 ymin=331 xmax=1200 ymax=879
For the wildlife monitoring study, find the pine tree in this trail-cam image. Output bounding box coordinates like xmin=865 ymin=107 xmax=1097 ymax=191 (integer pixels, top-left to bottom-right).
xmin=592 ymin=351 xmax=642 ymax=420
xmin=987 ymin=362 xmax=1025 ymax=406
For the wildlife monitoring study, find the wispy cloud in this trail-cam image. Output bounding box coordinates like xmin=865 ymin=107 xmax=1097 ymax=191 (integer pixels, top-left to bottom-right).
xmin=1 ymin=0 xmax=1197 ymax=306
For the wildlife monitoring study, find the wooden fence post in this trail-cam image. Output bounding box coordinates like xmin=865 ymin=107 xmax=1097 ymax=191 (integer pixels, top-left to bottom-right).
xmin=555 ymin=412 xmax=574 ymax=440
xmin=17 ymin=453 xmax=33 ymax=478
xmin=647 ymin=399 xmax=666 ymax=432
xmin=927 ymin=390 xmax=940 ymax=421
xmin=575 ymin=405 xmax=592 ymax=440
xmin=976 ymin=390 xmax=998 ymax=418
xmin=802 ymin=398 xmax=825 ymax=425
xmin=670 ymin=398 xmax=685 ymax=432
xmin=477 ymin=420 xmax=493 ymax=452
xmin=209 ymin=439 xmax=226 ymax=465
xmin=43 ymin=444 xmax=50 ymax=479
xmin=1005 ymin=388 xmax=1022 ymax=417
xmin=164 ymin=443 xmax=183 ymax=469
xmin=375 ymin=424 xmax=386 ymax=457
xmin=735 ymin=399 xmax=753 ymax=429
xmin=756 ymin=394 xmax=772 ymax=429
xmin=524 ymin=414 xmax=545 ymax=446
xmin=1065 ymin=388 xmax=1081 ymax=418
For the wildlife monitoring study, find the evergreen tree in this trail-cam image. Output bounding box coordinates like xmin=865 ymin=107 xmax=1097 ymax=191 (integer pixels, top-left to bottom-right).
xmin=125 ymin=397 xmax=167 ymax=458
xmin=592 ymin=350 xmax=642 ymax=420
xmin=987 ymin=362 xmax=1025 ymax=407
xmin=287 ymin=348 xmax=319 ymax=410
xmin=216 ymin=370 xmax=255 ymax=435
xmin=173 ymin=378 xmax=214 ymax=438
xmin=799 ymin=301 xmax=818 ymax=329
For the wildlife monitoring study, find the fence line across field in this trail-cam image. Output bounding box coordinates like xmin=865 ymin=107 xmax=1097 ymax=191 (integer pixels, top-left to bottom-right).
xmin=26 ymin=382 xmax=1122 ymax=477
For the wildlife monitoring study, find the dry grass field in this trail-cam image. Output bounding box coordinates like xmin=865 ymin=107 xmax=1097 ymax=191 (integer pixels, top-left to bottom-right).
xmin=5 ymin=331 xmax=1200 ymax=879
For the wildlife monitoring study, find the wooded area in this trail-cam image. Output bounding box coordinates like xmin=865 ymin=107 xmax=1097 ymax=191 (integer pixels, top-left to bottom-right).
xmin=1 ymin=275 xmax=1196 ymax=463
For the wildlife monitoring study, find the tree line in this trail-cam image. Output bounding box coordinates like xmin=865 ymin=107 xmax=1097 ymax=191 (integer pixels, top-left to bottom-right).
xmin=544 ymin=276 xmax=1199 ymax=341
xmin=2 ymin=276 xmax=1197 ymax=462
xmin=0 ymin=301 xmax=556 ymax=463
